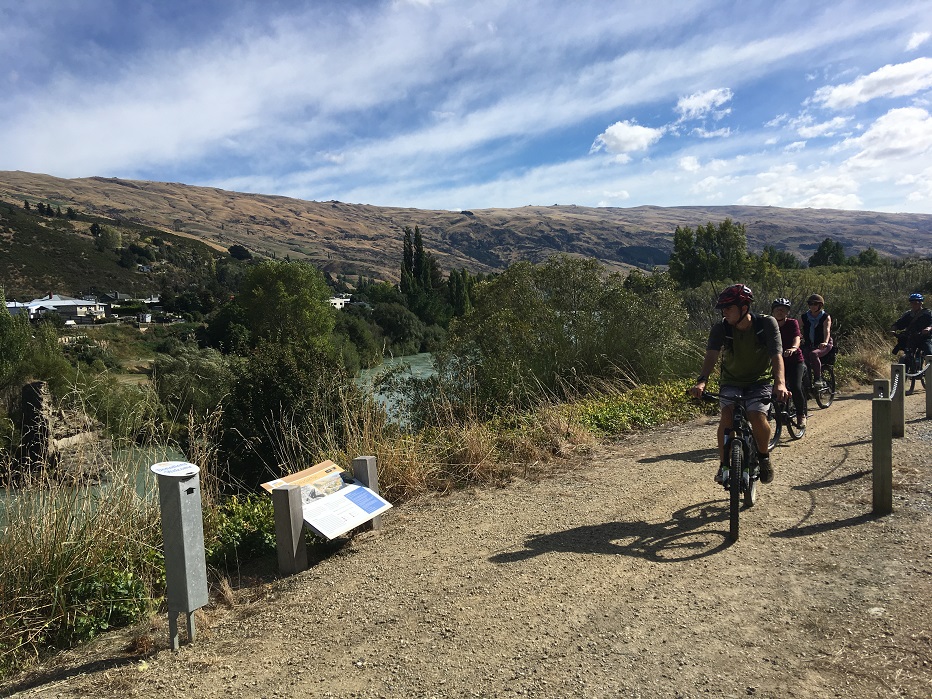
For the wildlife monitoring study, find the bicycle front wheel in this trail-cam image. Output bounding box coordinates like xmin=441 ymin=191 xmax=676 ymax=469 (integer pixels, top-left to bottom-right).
xmin=815 ymin=366 xmax=835 ymax=408
xmin=728 ymin=439 xmax=742 ymax=542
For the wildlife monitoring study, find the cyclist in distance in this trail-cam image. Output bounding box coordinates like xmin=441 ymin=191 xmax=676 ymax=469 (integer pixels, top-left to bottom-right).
xmin=891 ymin=293 xmax=932 ymax=357
xmin=689 ymin=284 xmax=790 ymax=484
xmin=801 ymin=293 xmax=833 ymax=388
xmin=772 ymin=297 xmax=806 ymax=429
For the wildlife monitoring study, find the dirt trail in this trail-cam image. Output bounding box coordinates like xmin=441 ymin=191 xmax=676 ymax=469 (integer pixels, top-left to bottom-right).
xmin=4 ymin=388 xmax=932 ymax=698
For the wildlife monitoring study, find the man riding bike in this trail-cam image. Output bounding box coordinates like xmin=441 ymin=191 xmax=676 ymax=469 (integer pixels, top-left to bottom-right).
xmin=689 ymin=284 xmax=790 ymax=485
xmin=891 ymin=292 xmax=932 ymax=359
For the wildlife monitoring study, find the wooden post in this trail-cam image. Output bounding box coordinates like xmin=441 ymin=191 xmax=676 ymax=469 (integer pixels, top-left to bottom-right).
xmin=926 ymin=356 xmax=932 ymax=419
xmin=352 ymin=455 xmax=383 ymax=530
xmin=272 ymin=484 xmax=308 ymax=574
xmin=891 ymin=363 xmax=905 ymax=438
xmin=872 ymin=379 xmax=893 ymax=516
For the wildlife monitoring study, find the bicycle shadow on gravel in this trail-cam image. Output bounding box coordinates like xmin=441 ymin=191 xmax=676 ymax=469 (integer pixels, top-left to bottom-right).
xmin=489 ymin=501 xmax=732 ymax=565
xmin=636 ymin=447 xmax=716 ymax=464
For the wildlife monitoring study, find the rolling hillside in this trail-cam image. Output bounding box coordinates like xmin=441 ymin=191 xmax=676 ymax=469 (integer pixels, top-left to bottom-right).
xmin=2 ymin=170 xmax=931 ymax=288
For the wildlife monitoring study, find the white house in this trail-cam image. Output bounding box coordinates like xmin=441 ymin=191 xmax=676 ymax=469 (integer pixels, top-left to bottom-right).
xmin=5 ymin=294 xmax=106 ymax=322
xmin=329 ymin=295 xmax=351 ymax=310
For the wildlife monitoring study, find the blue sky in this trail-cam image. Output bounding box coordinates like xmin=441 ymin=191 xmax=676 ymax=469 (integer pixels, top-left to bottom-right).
xmin=2 ymin=0 xmax=932 ymax=213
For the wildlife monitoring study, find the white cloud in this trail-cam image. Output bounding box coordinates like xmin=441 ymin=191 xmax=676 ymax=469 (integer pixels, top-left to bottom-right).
xmin=796 ymin=116 xmax=851 ymax=138
xmin=675 ymin=88 xmax=733 ymax=120
xmin=737 ymin=166 xmax=862 ymax=209
xmin=693 ymin=127 xmax=731 ymax=139
xmin=784 ymin=141 xmax=806 ymax=152
xmin=841 ymin=106 xmax=932 ymax=169
xmin=679 ymin=156 xmax=701 ymax=172
xmin=813 ymin=57 xmax=932 ymax=109
xmin=591 ymin=120 xmax=664 ymax=156
xmin=906 ymin=31 xmax=930 ymax=51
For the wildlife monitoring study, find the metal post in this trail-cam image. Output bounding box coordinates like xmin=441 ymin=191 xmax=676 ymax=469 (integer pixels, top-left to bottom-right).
xmin=872 ymin=380 xmax=893 ymax=516
xmin=891 ymin=363 xmax=905 ymax=438
xmin=151 ymin=461 xmax=208 ymax=650
xmin=272 ymin=484 xmax=308 ymax=574
xmin=352 ymin=456 xmax=383 ymax=530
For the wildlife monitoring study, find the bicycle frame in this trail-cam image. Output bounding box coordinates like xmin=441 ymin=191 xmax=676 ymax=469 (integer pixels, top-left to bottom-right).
xmin=694 ymin=390 xmax=768 ymax=542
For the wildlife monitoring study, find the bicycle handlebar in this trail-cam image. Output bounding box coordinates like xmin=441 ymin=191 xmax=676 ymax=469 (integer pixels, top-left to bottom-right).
xmin=685 ymin=389 xmax=774 ymax=405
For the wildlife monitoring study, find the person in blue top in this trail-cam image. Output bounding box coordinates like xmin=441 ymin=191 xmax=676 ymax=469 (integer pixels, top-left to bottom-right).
xmin=800 ymin=294 xmax=832 ymax=388
xmin=891 ymin=292 xmax=932 ymax=359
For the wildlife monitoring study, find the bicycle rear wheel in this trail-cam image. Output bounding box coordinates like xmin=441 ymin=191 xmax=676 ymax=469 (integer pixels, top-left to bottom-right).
xmin=728 ymin=439 xmax=741 ymax=542
xmin=815 ymin=366 xmax=835 ymax=408
xmin=766 ymin=403 xmax=780 ymax=451
xmin=785 ymin=401 xmax=805 ymax=440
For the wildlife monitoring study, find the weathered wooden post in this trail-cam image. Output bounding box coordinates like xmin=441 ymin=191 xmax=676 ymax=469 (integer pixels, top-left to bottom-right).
xmin=872 ymin=379 xmax=893 ymax=516
xmin=926 ymin=356 xmax=932 ymax=419
xmin=890 ymin=363 xmax=905 ymax=438
xmin=272 ymin=483 xmax=309 ymax=574
xmin=352 ymin=455 xmax=383 ymax=530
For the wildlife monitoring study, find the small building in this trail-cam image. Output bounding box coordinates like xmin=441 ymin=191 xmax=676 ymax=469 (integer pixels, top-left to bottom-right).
xmin=329 ymin=295 xmax=351 ymax=310
xmin=5 ymin=294 xmax=106 ymax=323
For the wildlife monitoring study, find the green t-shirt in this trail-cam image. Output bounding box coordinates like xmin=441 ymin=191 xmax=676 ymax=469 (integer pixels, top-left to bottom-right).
xmin=707 ymin=315 xmax=781 ymax=388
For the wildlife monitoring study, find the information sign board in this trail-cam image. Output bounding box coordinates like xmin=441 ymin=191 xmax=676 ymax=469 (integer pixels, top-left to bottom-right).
xmin=302 ymin=483 xmax=392 ymax=540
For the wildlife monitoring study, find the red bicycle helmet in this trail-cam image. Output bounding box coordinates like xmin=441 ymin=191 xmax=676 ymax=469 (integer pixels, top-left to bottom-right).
xmin=715 ymin=284 xmax=754 ymax=309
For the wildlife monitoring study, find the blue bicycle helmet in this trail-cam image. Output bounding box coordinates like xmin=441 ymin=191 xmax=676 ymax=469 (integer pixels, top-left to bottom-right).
xmin=909 ymin=293 xmax=924 ymax=302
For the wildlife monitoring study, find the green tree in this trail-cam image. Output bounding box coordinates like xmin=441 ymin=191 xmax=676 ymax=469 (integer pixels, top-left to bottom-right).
xmin=228 ymin=244 xmax=252 ymax=261
xmin=236 ymin=260 xmax=334 ymax=350
xmin=761 ymin=245 xmax=802 ymax=269
xmin=0 ymin=292 xmax=32 ymax=393
xmin=852 ymin=247 xmax=881 ymax=267
xmin=667 ymin=218 xmax=748 ymax=288
xmin=808 ymin=238 xmax=846 ymax=266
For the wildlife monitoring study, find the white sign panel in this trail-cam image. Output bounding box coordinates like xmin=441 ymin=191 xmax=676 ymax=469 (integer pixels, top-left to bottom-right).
xmin=301 ymin=483 xmax=392 ymax=540
xmin=150 ymin=461 xmax=200 ymax=478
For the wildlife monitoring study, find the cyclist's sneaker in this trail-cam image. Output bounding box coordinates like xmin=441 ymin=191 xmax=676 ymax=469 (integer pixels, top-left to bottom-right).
xmin=813 ymin=378 xmax=826 ymax=388
xmin=758 ymin=454 xmax=774 ymax=483
xmin=714 ymin=465 xmax=728 ymax=485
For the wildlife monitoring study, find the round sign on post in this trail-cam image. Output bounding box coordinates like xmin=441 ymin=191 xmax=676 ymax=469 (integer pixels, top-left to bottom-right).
xmin=151 ymin=461 xmax=200 ymax=478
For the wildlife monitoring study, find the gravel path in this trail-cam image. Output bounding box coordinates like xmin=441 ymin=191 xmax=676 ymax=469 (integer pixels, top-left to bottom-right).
xmin=4 ymin=388 xmax=931 ymax=698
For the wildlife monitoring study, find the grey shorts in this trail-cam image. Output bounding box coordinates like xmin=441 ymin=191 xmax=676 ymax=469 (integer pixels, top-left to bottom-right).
xmin=719 ymin=384 xmax=772 ymax=414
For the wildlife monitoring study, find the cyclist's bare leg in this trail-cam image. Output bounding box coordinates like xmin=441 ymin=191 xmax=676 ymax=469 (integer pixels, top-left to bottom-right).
xmin=748 ymin=409 xmax=771 ymax=454
xmin=717 ymin=404 xmax=735 ymax=462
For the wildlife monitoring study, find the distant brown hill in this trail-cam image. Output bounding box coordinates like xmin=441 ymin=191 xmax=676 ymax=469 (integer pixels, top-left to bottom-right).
xmin=2 ymin=170 xmax=931 ymax=281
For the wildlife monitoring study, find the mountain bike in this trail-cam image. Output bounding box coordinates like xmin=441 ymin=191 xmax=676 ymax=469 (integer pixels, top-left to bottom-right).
xmin=691 ymin=390 xmax=768 ymax=542
xmin=767 ymin=395 xmax=805 ymax=450
xmin=892 ymin=332 xmax=930 ymax=392
xmin=803 ymin=352 xmax=835 ymax=408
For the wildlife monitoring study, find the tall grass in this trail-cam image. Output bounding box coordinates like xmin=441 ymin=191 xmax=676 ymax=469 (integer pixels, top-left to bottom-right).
xmin=0 ymin=447 xmax=163 ymax=677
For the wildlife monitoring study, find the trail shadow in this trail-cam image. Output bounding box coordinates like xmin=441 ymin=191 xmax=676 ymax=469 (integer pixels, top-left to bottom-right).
xmin=636 ymin=447 xmax=715 ymax=464
xmin=0 ymin=656 xmax=143 ymax=697
xmin=793 ymin=469 xmax=870 ymax=491
xmin=771 ymin=512 xmax=879 ymax=538
xmin=834 ymin=438 xmax=870 ymax=448
xmin=490 ymin=501 xmax=731 ymax=564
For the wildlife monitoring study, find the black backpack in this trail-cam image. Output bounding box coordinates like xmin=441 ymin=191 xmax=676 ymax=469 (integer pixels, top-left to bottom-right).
xmin=721 ymin=312 xmax=770 ymax=351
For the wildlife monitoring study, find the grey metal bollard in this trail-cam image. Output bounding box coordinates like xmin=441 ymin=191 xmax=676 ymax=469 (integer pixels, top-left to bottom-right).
xmin=891 ymin=363 xmax=905 ymax=438
xmin=151 ymin=461 xmax=209 ymax=650
xmin=871 ymin=381 xmax=893 ymax=516
xmin=273 ymin=483 xmax=308 ymax=574
xmin=352 ymin=455 xmax=383 ymax=530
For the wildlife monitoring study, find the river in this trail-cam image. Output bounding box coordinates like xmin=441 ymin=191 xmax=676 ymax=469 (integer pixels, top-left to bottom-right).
xmin=0 ymin=445 xmax=184 ymax=528
xmin=356 ymin=353 xmax=436 ymax=422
